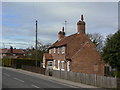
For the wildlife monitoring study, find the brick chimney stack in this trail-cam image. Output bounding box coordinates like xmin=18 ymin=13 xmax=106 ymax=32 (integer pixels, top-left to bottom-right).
xmin=58 ymin=27 xmax=65 ymax=41
xmin=77 ymin=15 xmax=86 ymax=34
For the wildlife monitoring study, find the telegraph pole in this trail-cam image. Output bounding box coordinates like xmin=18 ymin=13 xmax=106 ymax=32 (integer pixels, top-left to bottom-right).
xmin=35 ymin=20 xmax=38 ymax=67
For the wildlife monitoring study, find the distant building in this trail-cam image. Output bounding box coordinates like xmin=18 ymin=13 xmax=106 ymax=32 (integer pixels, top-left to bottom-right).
xmin=43 ymin=15 xmax=105 ymax=75
xmin=0 ymin=46 xmax=25 ymax=59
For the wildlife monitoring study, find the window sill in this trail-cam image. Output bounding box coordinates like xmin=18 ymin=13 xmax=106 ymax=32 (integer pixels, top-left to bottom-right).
xmin=61 ymin=69 xmax=65 ymax=71
xmin=62 ymin=52 xmax=65 ymax=54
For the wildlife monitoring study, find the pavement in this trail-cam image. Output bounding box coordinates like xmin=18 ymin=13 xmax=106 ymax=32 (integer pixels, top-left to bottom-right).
xmin=2 ymin=67 xmax=107 ymax=90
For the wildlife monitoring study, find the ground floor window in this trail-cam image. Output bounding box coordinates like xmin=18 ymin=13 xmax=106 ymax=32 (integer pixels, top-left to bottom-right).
xmin=53 ymin=60 xmax=56 ymax=68
xmin=58 ymin=60 xmax=60 ymax=70
xmin=61 ymin=61 xmax=65 ymax=70
xmin=104 ymin=66 xmax=111 ymax=76
xmin=67 ymin=61 xmax=70 ymax=71
xmin=47 ymin=61 xmax=53 ymax=66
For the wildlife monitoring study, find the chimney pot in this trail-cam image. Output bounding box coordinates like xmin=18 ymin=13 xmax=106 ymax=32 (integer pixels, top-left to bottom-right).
xmin=81 ymin=15 xmax=84 ymax=21
xmin=62 ymin=27 xmax=64 ymax=32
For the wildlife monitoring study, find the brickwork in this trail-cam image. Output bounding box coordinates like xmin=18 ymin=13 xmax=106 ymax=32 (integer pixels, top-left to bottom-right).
xmin=71 ymin=41 xmax=104 ymax=75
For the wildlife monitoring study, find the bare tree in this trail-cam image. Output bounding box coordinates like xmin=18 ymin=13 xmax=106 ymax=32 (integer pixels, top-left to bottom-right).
xmin=25 ymin=42 xmax=51 ymax=60
xmin=87 ymin=33 xmax=104 ymax=52
xmin=37 ymin=40 xmax=51 ymax=52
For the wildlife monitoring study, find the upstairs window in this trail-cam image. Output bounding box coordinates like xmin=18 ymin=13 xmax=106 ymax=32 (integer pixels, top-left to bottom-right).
xmin=54 ymin=48 xmax=56 ymax=53
xmin=49 ymin=49 xmax=51 ymax=54
xmin=58 ymin=48 xmax=60 ymax=54
xmin=62 ymin=46 xmax=65 ymax=54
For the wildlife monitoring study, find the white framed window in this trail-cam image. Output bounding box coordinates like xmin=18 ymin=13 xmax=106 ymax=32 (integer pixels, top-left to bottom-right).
xmin=29 ymin=53 xmax=32 ymax=56
xmin=3 ymin=54 xmax=6 ymax=56
xmin=13 ymin=54 xmax=16 ymax=56
xmin=49 ymin=49 xmax=51 ymax=54
xmin=67 ymin=61 xmax=70 ymax=71
xmin=43 ymin=56 xmax=45 ymax=68
xmin=53 ymin=60 xmax=56 ymax=68
xmin=61 ymin=61 xmax=65 ymax=71
xmin=58 ymin=48 xmax=60 ymax=54
xmin=54 ymin=48 xmax=56 ymax=53
xmin=47 ymin=61 xmax=53 ymax=66
xmin=58 ymin=60 xmax=60 ymax=70
xmin=62 ymin=46 xmax=65 ymax=54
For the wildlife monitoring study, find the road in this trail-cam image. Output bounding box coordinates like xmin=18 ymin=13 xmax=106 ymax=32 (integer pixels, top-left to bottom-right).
xmin=2 ymin=68 xmax=87 ymax=90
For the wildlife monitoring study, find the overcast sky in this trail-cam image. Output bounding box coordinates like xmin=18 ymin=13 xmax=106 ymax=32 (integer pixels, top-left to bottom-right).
xmin=2 ymin=2 xmax=118 ymax=49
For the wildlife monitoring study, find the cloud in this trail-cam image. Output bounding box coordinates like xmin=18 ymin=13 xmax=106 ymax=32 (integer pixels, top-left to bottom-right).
xmin=2 ymin=0 xmax=120 ymax=2
xmin=2 ymin=2 xmax=118 ymax=49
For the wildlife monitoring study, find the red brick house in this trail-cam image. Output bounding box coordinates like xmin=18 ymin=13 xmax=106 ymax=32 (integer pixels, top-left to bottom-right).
xmin=43 ymin=15 xmax=105 ymax=75
xmin=0 ymin=46 xmax=25 ymax=59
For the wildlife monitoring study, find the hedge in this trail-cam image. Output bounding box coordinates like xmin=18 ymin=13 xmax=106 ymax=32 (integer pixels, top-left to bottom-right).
xmin=2 ymin=58 xmax=12 ymax=67
xmin=2 ymin=58 xmax=41 ymax=68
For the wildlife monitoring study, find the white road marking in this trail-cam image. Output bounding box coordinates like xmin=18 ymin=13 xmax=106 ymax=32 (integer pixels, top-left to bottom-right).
xmin=31 ymin=84 xmax=40 ymax=88
xmin=43 ymin=77 xmax=79 ymax=88
xmin=13 ymin=77 xmax=24 ymax=83
xmin=4 ymin=73 xmax=10 ymax=77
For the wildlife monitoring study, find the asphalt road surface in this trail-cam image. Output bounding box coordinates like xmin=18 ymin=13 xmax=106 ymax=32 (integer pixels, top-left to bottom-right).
xmin=2 ymin=68 xmax=90 ymax=90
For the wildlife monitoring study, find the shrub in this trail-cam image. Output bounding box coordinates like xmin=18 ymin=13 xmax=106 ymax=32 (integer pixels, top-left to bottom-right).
xmin=114 ymin=71 xmax=120 ymax=78
xmin=2 ymin=58 xmax=12 ymax=67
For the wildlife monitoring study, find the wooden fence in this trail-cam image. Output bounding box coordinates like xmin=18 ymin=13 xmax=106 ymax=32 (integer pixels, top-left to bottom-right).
xmin=51 ymin=70 xmax=119 ymax=88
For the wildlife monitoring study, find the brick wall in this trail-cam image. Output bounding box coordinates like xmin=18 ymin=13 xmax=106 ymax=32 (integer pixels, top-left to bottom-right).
xmin=68 ymin=34 xmax=104 ymax=75
xmin=50 ymin=47 xmax=66 ymax=69
xmin=71 ymin=41 xmax=104 ymax=75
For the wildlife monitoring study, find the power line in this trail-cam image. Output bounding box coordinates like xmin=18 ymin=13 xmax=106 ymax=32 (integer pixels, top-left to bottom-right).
xmin=0 ymin=42 xmax=34 ymax=45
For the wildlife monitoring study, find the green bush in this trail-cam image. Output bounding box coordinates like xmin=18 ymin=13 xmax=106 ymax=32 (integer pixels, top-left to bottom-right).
xmin=10 ymin=58 xmax=41 ymax=68
xmin=2 ymin=58 xmax=12 ymax=67
xmin=0 ymin=59 xmax=2 ymax=66
xmin=114 ymin=71 xmax=120 ymax=78
xmin=2 ymin=58 xmax=41 ymax=68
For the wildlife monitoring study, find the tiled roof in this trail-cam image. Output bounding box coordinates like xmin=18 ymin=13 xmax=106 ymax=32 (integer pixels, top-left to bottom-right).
xmin=49 ymin=33 xmax=77 ymax=48
xmin=0 ymin=49 xmax=8 ymax=54
xmin=44 ymin=53 xmax=53 ymax=60
xmin=0 ymin=49 xmax=25 ymax=54
xmin=49 ymin=33 xmax=93 ymax=59
xmin=8 ymin=49 xmax=25 ymax=54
